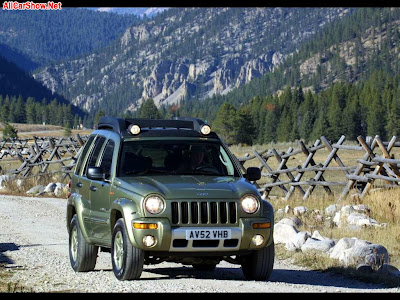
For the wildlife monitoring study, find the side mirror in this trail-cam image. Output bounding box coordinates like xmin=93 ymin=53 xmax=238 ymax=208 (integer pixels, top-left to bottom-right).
xmin=245 ymin=167 xmax=261 ymax=181
xmin=87 ymin=166 xmax=104 ymax=181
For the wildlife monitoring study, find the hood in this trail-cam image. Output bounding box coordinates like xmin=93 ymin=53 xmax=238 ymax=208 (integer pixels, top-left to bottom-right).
xmin=116 ymin=175 xmax=257 ymax=199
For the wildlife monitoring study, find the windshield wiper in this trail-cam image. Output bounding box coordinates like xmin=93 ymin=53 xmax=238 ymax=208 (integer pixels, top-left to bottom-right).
xmin=146 ymin=169 xmax=170 ymax=174
xmin=124 ymin=170 xmax=147 ymax=175
xmin=124 ymin=168 xmax=168 ymax=175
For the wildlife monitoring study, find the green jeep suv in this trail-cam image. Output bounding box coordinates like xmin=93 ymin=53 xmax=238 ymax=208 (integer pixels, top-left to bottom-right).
xmin=67 ymin=117 xmax=274 ymax=281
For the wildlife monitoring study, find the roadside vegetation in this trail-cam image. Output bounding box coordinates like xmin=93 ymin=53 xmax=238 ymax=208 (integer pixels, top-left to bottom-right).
xmin=231 ymin=143 xmax=400 ymax=287
xmin=271 ymin=189 xmax=400 ymax=287
xmin=0 ymin=266 xmax=32 ymax=292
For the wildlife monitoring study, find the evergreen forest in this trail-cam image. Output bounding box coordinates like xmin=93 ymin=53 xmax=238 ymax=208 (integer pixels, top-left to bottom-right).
xmin=0 ymin=95 xmax=81 ymax=129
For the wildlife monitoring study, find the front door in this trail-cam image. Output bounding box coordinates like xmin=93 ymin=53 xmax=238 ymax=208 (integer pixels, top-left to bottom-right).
xmin=88 ymin=180 xmax=111 ymax=241
xmin=88 ymin=139 xmax=115 ymax=243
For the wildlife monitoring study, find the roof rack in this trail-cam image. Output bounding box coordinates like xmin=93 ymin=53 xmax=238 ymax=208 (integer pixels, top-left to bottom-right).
xmin=172 ymin=117 xmax=207 ymax=132
xmin=96 ymin=116 xmax=211 ymax=136
xmin=97 ymin=117 xmax=127 ymax=134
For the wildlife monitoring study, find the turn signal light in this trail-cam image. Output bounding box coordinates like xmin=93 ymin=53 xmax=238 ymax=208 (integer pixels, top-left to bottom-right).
xmin=252 ymin=222 xmax=271 ymax=229
xmin=133 ymin=223 xmax=158 ymax=230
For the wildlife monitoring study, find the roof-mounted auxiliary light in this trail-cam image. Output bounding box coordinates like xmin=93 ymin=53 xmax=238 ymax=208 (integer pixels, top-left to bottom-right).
xmin=200 ymin=124 xmax=211 ymax=135
xmin=129 ymin=124 xmax=141 ymax=135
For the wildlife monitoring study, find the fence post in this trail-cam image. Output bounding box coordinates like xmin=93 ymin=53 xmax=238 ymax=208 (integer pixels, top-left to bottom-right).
xmin=303 ymin=135 xmax=345 ymax=200
xmin=360 ymin=135 xmax=397 ymax=198
xmin=254 ymin=149 xmax=288 ymax=197
xmin=339 ymin=136 xmax=378 ymax=201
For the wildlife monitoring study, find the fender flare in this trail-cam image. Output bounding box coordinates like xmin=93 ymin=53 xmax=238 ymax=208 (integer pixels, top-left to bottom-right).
xmin=110 ymin=198 xmax=142 ymax=248
xmin=66 ymin=193 xmax=91 ymax=243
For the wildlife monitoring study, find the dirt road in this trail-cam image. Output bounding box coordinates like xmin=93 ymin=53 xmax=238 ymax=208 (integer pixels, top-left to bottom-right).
xmin=0 ymin=194 xmax=398 ymax=293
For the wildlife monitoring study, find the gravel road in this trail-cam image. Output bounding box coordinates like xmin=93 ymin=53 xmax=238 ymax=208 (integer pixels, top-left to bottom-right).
xmin=0 ymin=194 xmax=399 ymax=293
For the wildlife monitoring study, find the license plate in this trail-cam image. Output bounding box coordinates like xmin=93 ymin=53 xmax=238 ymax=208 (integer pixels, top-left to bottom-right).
xmin=186 ymin=229 xmax=231 ymax=240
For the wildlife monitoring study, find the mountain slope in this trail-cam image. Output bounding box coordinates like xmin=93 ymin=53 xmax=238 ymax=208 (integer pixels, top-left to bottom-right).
xmin=0 ymin=8 xmax=140 ymax=71
xmin=83 ymin=7 xmax=168 ymax=17
xmin=0 ymin=54 xmax=85 ymax=118
xmin=32 ymin=7 xmax=353 ymax=119
xmin=187 ymin=7 xmax=400 ymax=112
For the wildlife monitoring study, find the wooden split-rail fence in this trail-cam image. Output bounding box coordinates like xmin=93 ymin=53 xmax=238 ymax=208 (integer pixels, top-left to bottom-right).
xmin=237 ymin=135 xmax=400 ymax=201
xmin=0 ymin=134 xmax=87 ymax=180
xmin=1 ymin=133 xmax=400 ymax=202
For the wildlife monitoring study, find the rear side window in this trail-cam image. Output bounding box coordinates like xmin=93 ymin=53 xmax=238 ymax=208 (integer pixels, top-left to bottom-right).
xmin=74 ymin=135 xmax=96 ymax=175
xmin=83 ymin=136 xmax=106 ymax=177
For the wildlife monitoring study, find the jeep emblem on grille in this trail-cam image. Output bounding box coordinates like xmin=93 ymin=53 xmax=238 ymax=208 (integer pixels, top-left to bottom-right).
xmin=197 ymin=192 xmax=208 ymax=196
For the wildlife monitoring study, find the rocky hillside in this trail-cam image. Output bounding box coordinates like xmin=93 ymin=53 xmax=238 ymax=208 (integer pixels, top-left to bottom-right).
xmin=84 ymin=7 xmax=168 ymax=17
xmin=33 ymin=7 xmax=353 ymax=117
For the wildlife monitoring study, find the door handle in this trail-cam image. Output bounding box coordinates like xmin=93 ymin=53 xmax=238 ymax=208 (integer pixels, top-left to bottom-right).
xmin=90 ymin=186 xmax=97 ymax=192
xmin=76 ymin=182 xmax=83 ymax=188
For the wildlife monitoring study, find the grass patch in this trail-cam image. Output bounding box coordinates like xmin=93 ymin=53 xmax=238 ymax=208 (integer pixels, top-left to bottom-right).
xmin=275 ymin=244 xmax=400 ymax=288
xmin=270 ymin=188 xmax=400 ymax=270
xmin=1 ymin=172 xmax=69 ymax=198
xmin=270 ymin=190 xmax=400 ymax=287
xmin=0 ymin=265 xmax=32 ymax=293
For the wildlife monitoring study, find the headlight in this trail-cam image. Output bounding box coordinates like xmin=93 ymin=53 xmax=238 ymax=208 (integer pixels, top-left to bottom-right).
xmin=241 ymin=195 xmax=259 ymax=214
xmin=144 ymin=195 xmax=165 ymax=214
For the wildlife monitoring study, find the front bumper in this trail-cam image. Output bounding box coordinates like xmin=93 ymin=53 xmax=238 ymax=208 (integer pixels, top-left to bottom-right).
xmin=128 ymin=217 xmax=273 ymax=252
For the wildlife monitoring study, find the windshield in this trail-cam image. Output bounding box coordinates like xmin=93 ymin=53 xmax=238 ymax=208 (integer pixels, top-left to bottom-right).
xmin=118 ymin=140 xmax=240 ymax=177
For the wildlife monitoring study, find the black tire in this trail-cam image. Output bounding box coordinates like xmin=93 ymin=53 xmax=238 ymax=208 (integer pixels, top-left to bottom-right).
xmin=69 ymin=215 xmax=98 ymax=272
xmin=241 ymin=241 xmax=274 ymax=281
xmin=111 ymin=218 xmax=144 ymax=280
xmin=192 ymin=264 xmax=217 ymax=271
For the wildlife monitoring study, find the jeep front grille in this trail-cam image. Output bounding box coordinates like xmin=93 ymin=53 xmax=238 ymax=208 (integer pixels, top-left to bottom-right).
xmin=171 ymin=201 xmax=237 ymax=225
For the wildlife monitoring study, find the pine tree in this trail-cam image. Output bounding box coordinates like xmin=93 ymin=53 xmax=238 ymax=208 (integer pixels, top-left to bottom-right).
xmin=14 ymin=96 xmax=26 ymax=123
xmin=326 ymin=84 xmax=345 ymax=140
xmin=310 ymin=105 xmax=329 ymax=141
xmin=234 ymin=106 xmax=255 ymax=145
xmin=385 ymin=95 xmax=400 ymax=137
xmin=276 ymin=107 xmax=292 ymax=142
xmin=212 ymin=102 xmax=237 ymax=145
xmin=263 ymin=109 xmax=278 ymax=143
xmin=0 ymin=96 xmax=10 ymax=123
xmin=366 ymin=96 xmax=386 ymax=138
xmin=63 ymin=122 xmax=72 ymax=137
xmin=25 ymin=97 xmax=36 ymax=124
xmin=139 ymin=98 xmax=161 ymax=119
xmin=299 ymin=111 xmax=315 ymax=143
xmin=94 ymin=109 xmax=105 ymax=127
xmin=2 ymin=122 xmax=18 ymax=139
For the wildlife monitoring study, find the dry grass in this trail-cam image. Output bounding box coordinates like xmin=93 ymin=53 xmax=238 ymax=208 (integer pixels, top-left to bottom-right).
xmin=0 ymin=122 xmax=92 ymax=139
xmin=1 ymin=173 xmax=69 ymax=197
xmin=0 ymin=266 xmax=31 ymax=293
